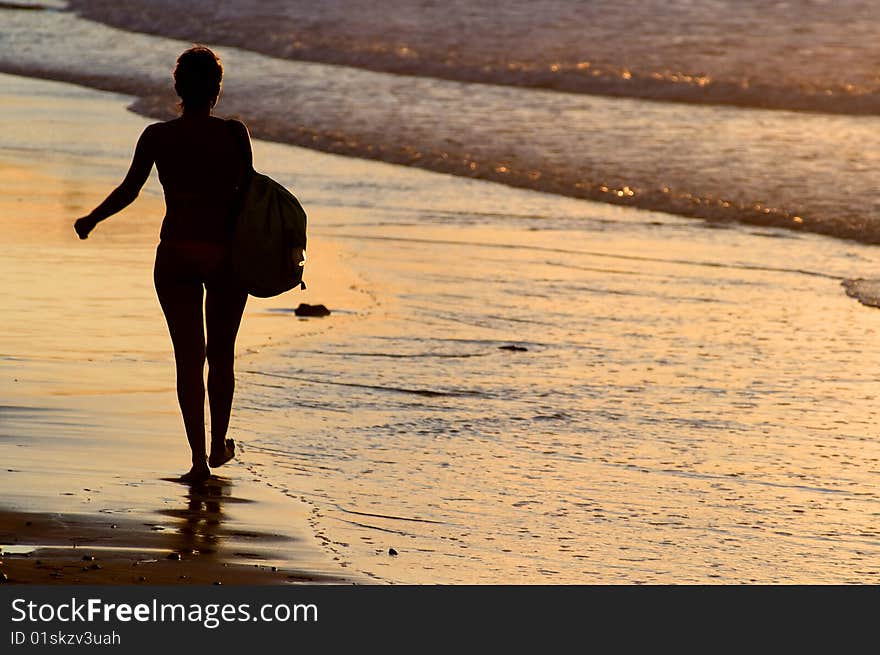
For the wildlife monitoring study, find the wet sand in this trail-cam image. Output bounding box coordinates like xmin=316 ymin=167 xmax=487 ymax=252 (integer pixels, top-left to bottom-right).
xmin=0 ymin=74 xmax=365 ymax=584
xmin=0 ymin=500 xmax=346 ymax=585
xmin=6 ymin=73 xmax=880 ymax=584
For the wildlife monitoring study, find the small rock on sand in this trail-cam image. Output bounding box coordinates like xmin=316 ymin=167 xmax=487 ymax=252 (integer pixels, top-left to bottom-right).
xmin=499 ymin=345 xmax=528 ymax=352
xmin=294 ymin=303 xmax=331 ymax=317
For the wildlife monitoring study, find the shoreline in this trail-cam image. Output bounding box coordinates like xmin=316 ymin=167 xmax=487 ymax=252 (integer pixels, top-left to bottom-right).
xmin=6 ymin=10 xmax=880 ymax=246
xmin=7 ymin=71 xmax=880 ymax=583
xmin=0 ymin=63 xmax=821 ymax=244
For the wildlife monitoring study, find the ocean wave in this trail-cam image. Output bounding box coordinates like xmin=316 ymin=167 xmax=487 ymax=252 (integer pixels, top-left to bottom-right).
xmin=67 ymin=0 xmax=880 ymax=115
xmin=842 ymin=279 xmax=880 ymax=308
xmin=6 ymin=7 xmax=880 ymax=245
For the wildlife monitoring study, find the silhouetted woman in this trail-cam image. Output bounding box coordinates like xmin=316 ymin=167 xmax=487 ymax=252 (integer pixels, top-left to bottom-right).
xmin=74 ymin=46 xmax=250 ymax=482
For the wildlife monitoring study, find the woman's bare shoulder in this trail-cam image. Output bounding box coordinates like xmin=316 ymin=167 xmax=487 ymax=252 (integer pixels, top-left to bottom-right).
xmin=224 ymin=118 xmax=250 ymax=137
xmin=141 ymin=119 xmax=177 ymax=140
xmin=148 ymin=119 xmax=173 ymax=130
xmin=131 ymin=121 xmax=169 ymax=156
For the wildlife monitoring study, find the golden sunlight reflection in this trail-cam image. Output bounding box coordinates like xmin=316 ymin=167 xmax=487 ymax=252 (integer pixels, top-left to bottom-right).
xmin=5 ymin=34 xmax=880 ymax=582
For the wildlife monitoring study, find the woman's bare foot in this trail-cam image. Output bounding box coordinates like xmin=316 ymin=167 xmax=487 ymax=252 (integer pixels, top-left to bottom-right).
xmin=208 ymin=438 xmax=235 ymax=468
xmin=179 ymin=465 xmax=211 ymax=484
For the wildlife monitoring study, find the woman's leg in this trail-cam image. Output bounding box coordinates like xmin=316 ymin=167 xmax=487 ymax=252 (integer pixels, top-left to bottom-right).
xmin=154 ymin=249 xmax=208 ymax=472
xmin=205 ymin=281 xmax=247 ymax=463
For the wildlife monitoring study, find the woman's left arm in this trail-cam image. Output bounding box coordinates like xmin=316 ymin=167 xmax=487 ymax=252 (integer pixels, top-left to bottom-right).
xmin=74 ymin=125 xmax=157 ymax=239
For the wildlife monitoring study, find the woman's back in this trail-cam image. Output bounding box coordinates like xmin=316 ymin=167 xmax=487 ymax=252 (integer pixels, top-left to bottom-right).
xmin=152 ymin=115 xmax=249 ymax=243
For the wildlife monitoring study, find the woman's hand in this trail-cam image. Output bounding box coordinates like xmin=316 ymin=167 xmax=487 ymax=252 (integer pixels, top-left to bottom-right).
xmin=74 ymin=215 xmax=98 ymax=239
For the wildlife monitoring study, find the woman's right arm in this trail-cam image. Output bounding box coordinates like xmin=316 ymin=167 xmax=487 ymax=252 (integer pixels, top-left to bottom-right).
xmin=74 ymin=124 xmax=158 ymax=239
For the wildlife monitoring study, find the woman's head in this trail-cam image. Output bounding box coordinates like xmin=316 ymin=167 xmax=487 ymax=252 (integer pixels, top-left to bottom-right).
xmin=173 ymin=46 xmax=223 ymax=113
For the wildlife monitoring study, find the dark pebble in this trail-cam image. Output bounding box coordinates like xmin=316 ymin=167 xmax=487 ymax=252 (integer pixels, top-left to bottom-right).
xmin=167 ymin=552 xmax=181 ymax=561
xmin=388 ymin=548 xmax=398 ymax=556
xmin=25 ymin=521 xmax=32 ymax=527
xmin=0 ymin=572 xmax=9 ymax=583
xmin=138 ymin=576 xmax=146 ymax=582
xmin=271 ymin=566 xmax=278 ymax=572
xmin=499 ymin=345 xmax=528 ymax=352
xmin=294 ymin=303 xmax=331 ymax=317
xmin=213 ymin=581 xmax=222 ymax=586
xmin=82 ymin=555 xmax=95 ymax=561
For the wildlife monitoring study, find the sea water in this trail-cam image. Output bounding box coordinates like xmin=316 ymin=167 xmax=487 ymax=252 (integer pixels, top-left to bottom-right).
xmin=5 ymin=2 xmax=880 ymax=240
xmin=4 ymin=2 xmax=880 ymax=582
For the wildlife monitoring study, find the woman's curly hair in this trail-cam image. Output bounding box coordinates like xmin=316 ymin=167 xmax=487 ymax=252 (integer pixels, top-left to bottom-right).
xmin=173 ymin=46 xmax=223 ymax=111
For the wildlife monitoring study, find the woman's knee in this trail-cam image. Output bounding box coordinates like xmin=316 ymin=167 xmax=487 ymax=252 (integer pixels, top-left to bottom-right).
xmin=205 ymin=341 xmax=234 ymax=369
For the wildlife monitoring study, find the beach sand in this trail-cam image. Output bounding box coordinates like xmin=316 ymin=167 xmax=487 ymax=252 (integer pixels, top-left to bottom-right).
xmin=0 ymin=74 xmax=366 ymax=584
xmin=5 ymin=73 xmax=880 ymax=584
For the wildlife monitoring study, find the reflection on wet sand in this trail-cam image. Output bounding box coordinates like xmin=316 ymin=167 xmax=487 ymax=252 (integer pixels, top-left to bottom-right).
xmin=158 ymin=476 xmax=285 ymax=566
xmin=164 ymin=478 xmax=230 ymax=559
xmin=0 ymin=477 xmax=351 ymax=584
